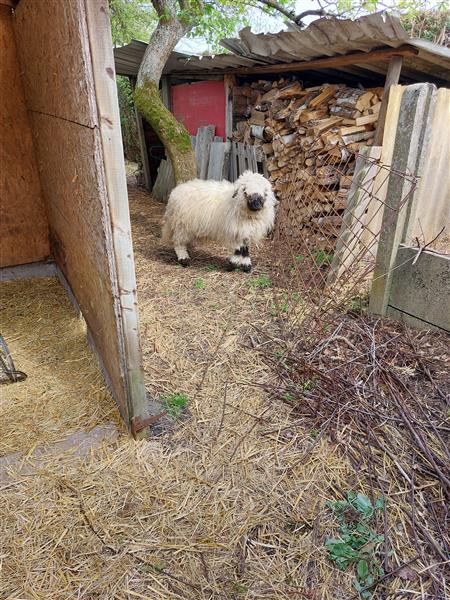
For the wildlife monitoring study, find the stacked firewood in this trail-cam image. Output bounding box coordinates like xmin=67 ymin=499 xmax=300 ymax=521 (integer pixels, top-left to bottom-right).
xmin=232 ymin=79 xmax=383 ymax=242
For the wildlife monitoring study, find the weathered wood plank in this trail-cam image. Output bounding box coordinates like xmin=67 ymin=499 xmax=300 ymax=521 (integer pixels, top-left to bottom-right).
xmin=85 ymin=0 xmax=153 ymax=433
xmin=153 ymin=159 xmax=175 ymax=201
xmin=0 ymin=5 xmax=49 ymax=267
xmin=14 ymin=0 xmax=137 ymax=426
xmin=374 ymin=55 xmax=403 ymax=145
xmin=207 ymin=142 xmax=226 ymax=181
xmin=327 ymin=146 xmax=382 ymax=285
xmin=196 ymin=125 xmax=215 ymax=179
xmin=219 ymin=45 xmax=418 ymax=77
xmin=14 ymin=0 xmax=97 ymax=126
xmin=237 ymin=142 xmax=247 ymax=174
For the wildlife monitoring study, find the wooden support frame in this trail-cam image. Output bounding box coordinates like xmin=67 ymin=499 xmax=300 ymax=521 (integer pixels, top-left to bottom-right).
xmin=172 ymin=45 xmax=418 ymax=78
xmin=374 ymin=55 xmax=404 ymax=145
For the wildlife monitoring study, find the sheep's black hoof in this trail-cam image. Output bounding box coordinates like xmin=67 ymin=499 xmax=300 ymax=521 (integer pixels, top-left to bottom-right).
xmin=226 ymin=261 xmax=237 ymax=271
xmin=178 ymin=258 xmax=190 ymax=268
xmin=241 ymin=264 xmax=252 ymax=273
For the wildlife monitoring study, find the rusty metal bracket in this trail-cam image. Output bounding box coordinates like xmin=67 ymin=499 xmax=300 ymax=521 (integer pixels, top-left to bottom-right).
xmin=0 ymin=335 xmax=27 ymax=384
xmin=130 ymin=412 xmax=166 ymax=435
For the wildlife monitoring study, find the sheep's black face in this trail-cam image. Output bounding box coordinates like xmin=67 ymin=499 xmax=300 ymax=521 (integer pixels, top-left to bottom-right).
xmin=247 ymin=193 xmax=264 ymax=212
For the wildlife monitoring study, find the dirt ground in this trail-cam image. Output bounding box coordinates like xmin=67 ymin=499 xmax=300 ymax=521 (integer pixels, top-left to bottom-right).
xmin=2 ymin=183 xmax=439 ymax=599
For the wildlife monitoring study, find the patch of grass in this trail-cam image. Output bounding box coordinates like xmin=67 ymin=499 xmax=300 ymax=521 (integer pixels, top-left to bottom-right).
xmin=313 ymin=249 xmax=333 ymax=267
xmin=162 ymin=393 xmax=188 ymax=418
xmin=348 ymin=294 xmax=370 ymax=315
xmin=194 ymin=278 xmax=206 ymax=290
xmin=283 ymin=392 xmax=295 ymax=404
xmin=247 ymin=274 xmax=272 ymax=289
xmin=301 ymin=379 xmax=315 ymax=391
xmin=326 ymin=491 xmax=385 ymax=598
xmin=205 ymin=264 xmax=219 ymax=272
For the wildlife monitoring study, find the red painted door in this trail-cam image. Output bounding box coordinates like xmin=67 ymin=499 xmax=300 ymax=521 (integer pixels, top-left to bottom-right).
xmin=171 ymin=80 xmax=226 ymax=139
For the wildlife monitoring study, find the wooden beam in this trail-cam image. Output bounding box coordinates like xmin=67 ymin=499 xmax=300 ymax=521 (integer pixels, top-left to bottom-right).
xmin=170 ymin=45 xmax=418 ymax=78
xmin=374 ymin=55 xmax=403 ymax=145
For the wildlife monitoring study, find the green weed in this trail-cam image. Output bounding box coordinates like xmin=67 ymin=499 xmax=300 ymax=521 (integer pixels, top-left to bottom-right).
xmin=162 ymin=393 xmax=188 ymax=417
xmin=348 ymin=294 xmax=370 ymax=314
xmin=283 ymin=392 xmax=295 ymax=404
xmin=313 ymin=249 xmax=333 ymax=267
xmin=325 ymin=491 xmax=385 ymax=598
xmin=247 ymin=274 xmax=272 ymax=289
xmin=194 ymin=278 xmax=206 ymax=290
xmin=205 ymin=264 xmax=219 ymax=272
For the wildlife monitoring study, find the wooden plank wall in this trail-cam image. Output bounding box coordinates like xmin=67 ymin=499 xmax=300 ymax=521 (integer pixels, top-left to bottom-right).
xmin=13 ymin=0 xmax=131 ymax=423
xmin=0 ymin=4 xmax=49 ymax=267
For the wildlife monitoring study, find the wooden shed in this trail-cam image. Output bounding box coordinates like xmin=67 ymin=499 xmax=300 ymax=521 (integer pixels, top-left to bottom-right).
xmin=0 ymin=0 xmax=153 ymax=437
xmin=114 ymin=13 xmax=450 ymax=193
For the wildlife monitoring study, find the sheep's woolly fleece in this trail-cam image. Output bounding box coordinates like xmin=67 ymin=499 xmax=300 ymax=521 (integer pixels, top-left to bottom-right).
xmin=161 ymin=171 xmax=277 ymax=254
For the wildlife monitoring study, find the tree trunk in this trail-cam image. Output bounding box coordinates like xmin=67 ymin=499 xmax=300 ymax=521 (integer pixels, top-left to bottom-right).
xmin=134 ymin=2 xmax=197 ymax=184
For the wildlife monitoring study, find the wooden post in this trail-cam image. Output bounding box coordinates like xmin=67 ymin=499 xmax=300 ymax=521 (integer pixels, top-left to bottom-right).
xmin=85 ymin=0 xmax=158 ymax=437
xmin=374 ymin=56 xmax=403 ymax=145
xmin=224 ymin=74 xmax=235 ymax=140
xmin=130 ymin=77 xmax=152 ymax=190
xmin=161 ymin=75 xmax=171 ymax=109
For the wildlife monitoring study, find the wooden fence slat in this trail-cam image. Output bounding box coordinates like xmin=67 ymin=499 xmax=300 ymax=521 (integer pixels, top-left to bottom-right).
xmin=327 ymin=146 xmax=382 ymax=286
xmin=230 ymin=142 xmax=238 ymax=182
xmin=222 ymin=141 xmax=231 ymax=180
xmin=237 ymin=142 xmax=247 ymax=174
xmin=196 ymin=125 xmax=215 ymax=179
xmin=207 ymin=142 xmax=226 ymax=181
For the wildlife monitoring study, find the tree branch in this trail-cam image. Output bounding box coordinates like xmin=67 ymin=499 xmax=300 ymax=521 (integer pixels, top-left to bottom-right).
xmin=256 ymin=0 xmax=327 ymax=26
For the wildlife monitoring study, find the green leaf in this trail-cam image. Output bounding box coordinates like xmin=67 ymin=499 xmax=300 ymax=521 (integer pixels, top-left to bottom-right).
xmin=357 ymin=559 xmax=369 ymax=579
xmin=354 ymin=493 xmax=373 ymax=517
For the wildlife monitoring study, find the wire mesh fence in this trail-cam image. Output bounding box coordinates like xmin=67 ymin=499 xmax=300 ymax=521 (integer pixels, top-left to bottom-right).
xmin=268 ymin=143 xmax=418 ymax=330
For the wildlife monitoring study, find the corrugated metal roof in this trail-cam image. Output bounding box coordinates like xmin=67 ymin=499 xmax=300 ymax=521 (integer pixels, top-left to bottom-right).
xmin=113 ymin=12 xmax=450 ymax=85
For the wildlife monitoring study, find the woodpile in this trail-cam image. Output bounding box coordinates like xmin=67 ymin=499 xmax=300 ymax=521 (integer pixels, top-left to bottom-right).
xmin=232 ymin=79 xmax=383 ymax=246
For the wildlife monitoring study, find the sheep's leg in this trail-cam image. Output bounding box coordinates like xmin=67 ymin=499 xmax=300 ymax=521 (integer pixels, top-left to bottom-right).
xmin=174 ymin=245 xmax=191 ymax=267
xmin=227 ymin=243 xmax=252 ymax=273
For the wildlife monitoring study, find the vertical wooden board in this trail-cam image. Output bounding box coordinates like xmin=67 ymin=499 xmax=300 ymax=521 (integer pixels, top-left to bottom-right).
xmin=153 ymin=159 xmax=175 ymax=201
xmin=85 ymin=0 xmax=158 ymax=432
xmin=14 ymin=0 xmax=140 ymax=426
xmin=196 ymin=125 xmax=215 ymax=179
xmin=327 ymin=146 xmax=382 ymax=285
xmin=222 ymin=141 xmax=231 ymax=180
xmin=237 ymin=142 xmax=247 ymax=175
xmin=29 ymin=114 xmax=130 ymax=422
xmin=230 ymin=142 xmax=238 ymax=182
xmin=0 ymin=5 xmax=49 ymax=267
xmin=207 ymin=142 xmax=226 ymax=181
xmin=13 ymin=0 xmax=97 ymax=126
xmin=360 ymin=85 xmax=404 ymax=252
xmin=224 ymin=75 xmax=234 ymax=141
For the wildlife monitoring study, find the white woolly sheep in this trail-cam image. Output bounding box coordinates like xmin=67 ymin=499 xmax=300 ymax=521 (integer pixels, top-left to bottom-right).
xmin=161 ymin=171 xmax=278 ymax=272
